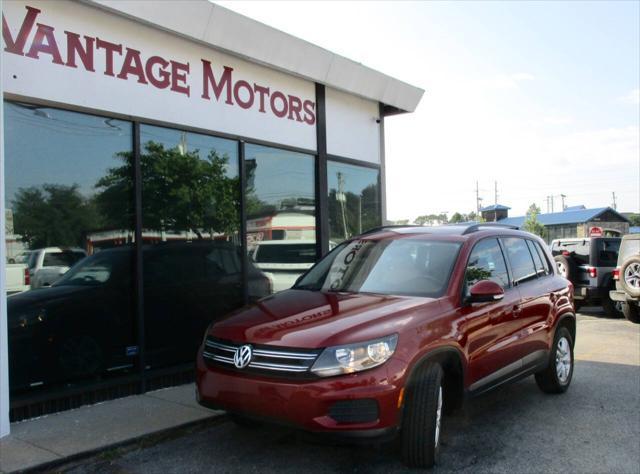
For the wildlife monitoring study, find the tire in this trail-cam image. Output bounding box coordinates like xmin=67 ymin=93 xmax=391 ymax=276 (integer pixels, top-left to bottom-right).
xmin=401 ymin=363 xmax=444 ymax=468
xmin=554 ymin=255 xmax=574 ymax=280
xmin=620 ymin=256 xmax=640 ymax=298
xmin=622 ymin=302 xmax=640 ymax=324
xmin=535 ymin=326 xmax=574 ymax=394
xmin=602 ymin=293 xmax=624 ymax=318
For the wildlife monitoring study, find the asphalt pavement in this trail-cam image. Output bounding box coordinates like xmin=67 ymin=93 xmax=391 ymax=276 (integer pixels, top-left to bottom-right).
xmin=66 ymin=309 xmax=640 ymax=474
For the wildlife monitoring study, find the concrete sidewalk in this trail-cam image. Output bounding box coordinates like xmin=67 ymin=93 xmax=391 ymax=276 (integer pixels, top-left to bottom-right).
xmin=0 ymin=384 xmax=222 ymax=473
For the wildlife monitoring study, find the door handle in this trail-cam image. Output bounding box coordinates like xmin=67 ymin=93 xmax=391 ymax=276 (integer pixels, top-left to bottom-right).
xmin=512 ymin=305 xmax=522 ymax=317
xmin=549 ymin=292 xmax=557 ymax=303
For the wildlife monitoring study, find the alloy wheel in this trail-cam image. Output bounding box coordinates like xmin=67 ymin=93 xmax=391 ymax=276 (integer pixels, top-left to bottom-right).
xmin=555 ymin=337 xmax=571 ymax=384
xmin=434 ymin=385 xmax=443 ymax=447
xmin=624 ymin=262 xmax=640 ymax=290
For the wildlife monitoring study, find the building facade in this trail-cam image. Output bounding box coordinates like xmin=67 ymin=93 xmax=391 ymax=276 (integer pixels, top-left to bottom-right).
xmin=0 ymin=0 xmax=423 ymax=435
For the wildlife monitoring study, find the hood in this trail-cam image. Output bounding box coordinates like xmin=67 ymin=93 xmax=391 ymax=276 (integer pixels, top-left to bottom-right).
xmin=7 ymin=285 xmax=93 ymax=311
xmin=210 ymin=289 xmax=441 ymax=348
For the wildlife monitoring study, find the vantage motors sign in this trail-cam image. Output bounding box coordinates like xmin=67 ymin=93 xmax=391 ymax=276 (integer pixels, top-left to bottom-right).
xmin=2 ymin=1 xmax=317 ymax=150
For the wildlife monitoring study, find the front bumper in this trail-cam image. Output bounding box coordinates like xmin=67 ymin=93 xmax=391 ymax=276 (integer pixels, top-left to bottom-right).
xmin=196 ymin=349 xmax=406 ymax=436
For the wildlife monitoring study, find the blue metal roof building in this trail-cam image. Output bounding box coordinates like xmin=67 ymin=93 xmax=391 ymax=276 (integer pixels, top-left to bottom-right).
xmin=499 ymin=207 xmax=630 ymax=242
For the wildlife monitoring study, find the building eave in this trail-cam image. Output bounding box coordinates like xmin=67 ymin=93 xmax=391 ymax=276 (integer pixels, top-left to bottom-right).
xmin=81 ymin=0 xmax=425 ymax=113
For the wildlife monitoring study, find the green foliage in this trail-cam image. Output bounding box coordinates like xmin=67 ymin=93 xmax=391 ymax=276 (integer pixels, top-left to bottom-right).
xmin=466 ymin=266 xmax=493 ymax=285
xmin=328 ymin=183 xmax=381 ymax=239
xmin=628 ymin=213 xmax=640 ymax=227
xmin=95 ymin=141 xmax=240 ymax=237
xmin=523 ymin=203 xmax=546 ymax=238
xmin=12 ymin=184 xmax=100 ymax=248
xmin=414 ymin=213 xmax=448 ymax=226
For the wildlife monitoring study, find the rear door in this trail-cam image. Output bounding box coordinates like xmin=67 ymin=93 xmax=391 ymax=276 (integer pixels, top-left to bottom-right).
xmin=501 ymin=237 xmax=551 ymax=365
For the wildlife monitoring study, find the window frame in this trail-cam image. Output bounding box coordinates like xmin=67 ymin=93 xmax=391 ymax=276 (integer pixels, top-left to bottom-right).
xmin=500 ymin=237 xmax=540 ymax=286
xmin=460 ymin=237 xmax=513 ymax=303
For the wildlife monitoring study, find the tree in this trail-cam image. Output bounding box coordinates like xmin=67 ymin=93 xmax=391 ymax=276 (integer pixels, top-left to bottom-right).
xmin=450 ymin=212 xmax=465 ymax=224
xmin=523 ymin=203 xmax=546 ymax=238
xmin=95 ymin=141 xmax=240 ymax=237
xmin=628 ymin=213 xmax=640 ymax=227
xmin=414 ymin=213 xmax=448 ymax=226
xmin=12 ymin=184 xmax=100 ymax=248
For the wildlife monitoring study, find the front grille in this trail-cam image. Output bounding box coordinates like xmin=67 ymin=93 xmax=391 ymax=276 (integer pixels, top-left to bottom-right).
xmin=328 ymin=399 xmax=379 ymax=424
xmin=203 ymin=337 xmax=321 ymax=379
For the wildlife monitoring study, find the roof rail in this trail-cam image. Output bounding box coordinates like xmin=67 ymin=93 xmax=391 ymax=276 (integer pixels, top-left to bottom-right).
xmin=461 ymin=223 xmax=520 ymax=235
xmin=360 ymin=225 xmax=422 ymax=235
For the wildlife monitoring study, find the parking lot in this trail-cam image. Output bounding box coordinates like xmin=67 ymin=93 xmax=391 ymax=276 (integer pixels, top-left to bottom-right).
xmin=70 ymin=310 xmax=639 ymax=474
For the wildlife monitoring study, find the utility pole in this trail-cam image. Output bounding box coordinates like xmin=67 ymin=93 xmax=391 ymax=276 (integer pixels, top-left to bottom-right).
xmin=550 ymin=195 xmax=555 ymax=213
xmin=476 ymin=181 xmax=483 ymax=214
xmin=337 ymin=172 xmax=348 ymax=239
xmin=561 ymin=194 xmax=567 ymax=211
xmin=546 ymin=196 xmax=550 ymax=214
xmin=494 ymin=181 xmax=498 ymax=206
xmin=612 ymin=192 xmax=617 ymax=210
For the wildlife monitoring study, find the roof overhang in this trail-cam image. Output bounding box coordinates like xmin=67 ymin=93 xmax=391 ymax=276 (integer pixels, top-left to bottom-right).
xmin=81 ymin=0 xmax=425 ymax=114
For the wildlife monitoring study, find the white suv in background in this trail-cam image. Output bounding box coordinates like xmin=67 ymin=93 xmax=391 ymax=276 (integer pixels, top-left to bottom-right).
xmin=250 ymin=240 xmax=318 ymax=293
xmin=28 ymin=247 xmax=87 ymax=289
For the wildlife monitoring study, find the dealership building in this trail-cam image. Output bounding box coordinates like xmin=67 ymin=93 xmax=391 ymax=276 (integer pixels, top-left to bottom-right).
xmin=0 ymin=0 xmax=423 ymax=435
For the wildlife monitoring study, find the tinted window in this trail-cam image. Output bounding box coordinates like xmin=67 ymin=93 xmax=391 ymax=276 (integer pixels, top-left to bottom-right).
xmin=254 ymin=244 xmax=317 ymax=264
xmin=245 ymin=144 xmax=316 ymax=293
xmin=526 ymin=240 xmax=547 ymax=276
xmin=4 ymin=101 xmax=136 ymax=395
xmin=327 ymin=161 xmax=381 ymax=244
xmin=556 ymin=240 xmax=590 ymax=265
xmin=502 ymin=238 xmax=538 ymax=284
xmin=43 ymin=251 xmax=85 ymax=267
xmin=140 ymin=125 xmax=244 ymax=369
xmin=466 ymin=238 xmax=510 ymax=289
xmin=594 ymin=239 xmax=620 ymax=266
xmin=533 ymin=241 xmax=553 ymax=274
xmin=296 ymin=238 xmax=461 ymax=298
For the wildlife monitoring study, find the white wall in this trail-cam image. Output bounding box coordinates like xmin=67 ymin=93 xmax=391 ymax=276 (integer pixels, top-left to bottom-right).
xmin=2 ymin=0 xmax=316 ymax=151
xmin=325 ymin=87 xmax=381 ymax=164
xmin=1 ymin=0 xmax=10 ymax=439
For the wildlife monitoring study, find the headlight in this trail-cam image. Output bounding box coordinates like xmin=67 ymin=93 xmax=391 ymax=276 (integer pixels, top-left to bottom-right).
xmin=310 ymin=334 xmax=398 ymax=377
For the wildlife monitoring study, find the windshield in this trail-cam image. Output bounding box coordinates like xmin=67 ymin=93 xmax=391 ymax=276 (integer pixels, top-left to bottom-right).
xmin=254 ymin=243 xmax=317 ymax=264
xmin=294 ymin=238 xmax=461 ymax=297
xmin=43 ymin=250 xmax=86 ymax=267
xmin=54 ymin=251 xmax=128 ymax=287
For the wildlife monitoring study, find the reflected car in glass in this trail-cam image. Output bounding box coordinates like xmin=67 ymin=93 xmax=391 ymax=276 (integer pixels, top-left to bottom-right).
xmin=8 ymin=242 xmax=270 ymax=392
xmin=27 ymin=247 xmax=87 ymax=289
xmin=250 ymin=239 xmax=318 ymax=293
xmin=196 ymin=224 xmax=576 ymax=468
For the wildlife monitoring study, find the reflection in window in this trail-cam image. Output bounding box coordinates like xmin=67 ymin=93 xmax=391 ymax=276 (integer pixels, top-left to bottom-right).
xmin=466 ymin=238 xmax=510 ymax=289
xmin=502 ymin=238 xmax=538 ymax=284
xmin=139 ymin=125 xmax=253 ymax=369
xmin=327 ymin=161 xmax=380 ymax=244
xmin=245 ymin=144 xmax=316 ymax=294
xmin=4 ymin=101 xmax=136 ymax=395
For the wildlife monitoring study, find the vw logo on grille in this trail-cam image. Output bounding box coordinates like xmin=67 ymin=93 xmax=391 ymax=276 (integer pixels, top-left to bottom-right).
xmin=234 ymin=345 xmax=252 ymax=369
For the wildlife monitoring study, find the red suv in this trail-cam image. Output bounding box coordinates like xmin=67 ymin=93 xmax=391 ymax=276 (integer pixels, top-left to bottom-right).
xmin=196 ymin=224 xmax=576 ymax=468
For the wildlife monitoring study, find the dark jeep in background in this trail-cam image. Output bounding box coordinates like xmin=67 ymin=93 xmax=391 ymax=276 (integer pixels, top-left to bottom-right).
xmin=551 ymin=237 xmax=622 ymax=317
xmin=610 ymin=234 xmax=640 ymax=323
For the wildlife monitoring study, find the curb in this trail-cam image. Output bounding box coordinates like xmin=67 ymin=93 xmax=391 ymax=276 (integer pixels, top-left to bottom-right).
xmin=16 ymin=413 xmax=227 ymax=474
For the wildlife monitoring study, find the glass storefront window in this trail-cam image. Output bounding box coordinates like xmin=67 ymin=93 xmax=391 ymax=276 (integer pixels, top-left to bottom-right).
xmin=245 ymin=144 xmax=316 ymax=294
xmin=327 ymin=161 xmax=381 ymax=244
xmin=139 ymin=125 xmax=247 ymax=369
xmin=4 ymin=101 xmax=135 ymax=394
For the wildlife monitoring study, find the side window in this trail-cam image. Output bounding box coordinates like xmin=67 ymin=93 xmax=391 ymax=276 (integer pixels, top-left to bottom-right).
xmin=502 ymin=237 xmax=538 ymax=284
xmin=533 ymin=241 xmax=553 ymax=275
xmin=465 ymin=238 xmax=510 ymax=290
xmin=526 ymin=240 xmax=546 ymax=276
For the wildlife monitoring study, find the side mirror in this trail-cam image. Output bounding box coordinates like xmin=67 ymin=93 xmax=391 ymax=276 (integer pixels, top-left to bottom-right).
xmin=467 ymin=280 xmax=504 ymax=303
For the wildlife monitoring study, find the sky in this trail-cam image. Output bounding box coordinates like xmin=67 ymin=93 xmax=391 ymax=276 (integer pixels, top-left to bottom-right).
xmin=216 ymin=0 xmax=639 ymax=221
